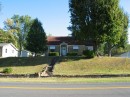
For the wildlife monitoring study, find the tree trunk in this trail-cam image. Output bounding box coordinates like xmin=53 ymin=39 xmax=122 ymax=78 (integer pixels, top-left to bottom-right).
xmin=108 ymin=49 xmax=112 ymax=57
xmin=19 ymin=43 xmax=22 ymax=57
xmin=34 ymin=53 xmax=37 ymax=57
xmin=94 ymin=42 xmax=100 ymax=57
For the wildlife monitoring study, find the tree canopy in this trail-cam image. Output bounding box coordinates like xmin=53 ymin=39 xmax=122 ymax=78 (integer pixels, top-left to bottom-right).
xmin=68 ymin=0 xmax=129 ymax=56
xmin=4 ymin=15 xmax=33 ymax=56
xmin=26 ymin=18 xmax=47 ymax=56
xmin=0 ymin=29 xmax=17 ymax=46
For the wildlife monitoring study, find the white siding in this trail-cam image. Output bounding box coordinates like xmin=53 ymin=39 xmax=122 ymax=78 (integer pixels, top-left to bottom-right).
xmin=2 ymin=44 xmax=18 ymax=57
xmin=21 ymin=50 xmax=30 ymax=57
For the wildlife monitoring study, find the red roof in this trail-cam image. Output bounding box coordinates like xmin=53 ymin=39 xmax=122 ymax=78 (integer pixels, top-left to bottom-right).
xmin=47 ymin=36 xmax=93 ymax=45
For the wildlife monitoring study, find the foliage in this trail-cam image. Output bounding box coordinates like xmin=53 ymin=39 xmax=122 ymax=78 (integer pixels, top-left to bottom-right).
xmin=49 ymin=52 xmax=59 ymax=56
xmin=3 ymin=68 xmax=13 ymax=74
xmin=83 ymin=50 xmax=95 ymax=58
xmin=68 ymin=0 xmax=129 ymax=57
xmin=26 ymin=18 xmax=47 ymax=56
xmin=0 ymin=29 xmax=17 ymax=47
xmin=126 ymin=44 xmax=130 ymax=51
xmin=111 ymin=47 xmax=127 ymax=56
xmin=67 ymin=52 xmax=78 ymax=56
xmin=4 ymin=15 xmax=33 ymax=56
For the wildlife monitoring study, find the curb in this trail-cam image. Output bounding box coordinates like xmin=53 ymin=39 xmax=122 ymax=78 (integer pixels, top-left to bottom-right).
xmin=0 ymin=74 xmax=130 ymax=78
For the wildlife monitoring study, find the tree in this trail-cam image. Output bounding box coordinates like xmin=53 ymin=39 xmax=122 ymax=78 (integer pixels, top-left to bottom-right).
xmin=4 ymin=15 xmax=33 ymax=56
xmin=0 ymin=29 xmax=17 ymax=46
xmin=68 ymin=0 xmax=129 ymax=56
xmin=68 ymin=0 xmax=108 ymax=53
xmin=100 ymin=1 xmax=129 ymax=56
xmin=26 ymin=18 xmax=47 ymax=56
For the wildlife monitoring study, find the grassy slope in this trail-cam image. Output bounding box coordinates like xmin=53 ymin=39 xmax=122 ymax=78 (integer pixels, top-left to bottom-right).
xmin=0 ymin=57 xmax=53 ymax=74
xmin=0 ymin=57 xmax=130 ymax=75
xmin=54 ymin=57 xmax=130 ymax=75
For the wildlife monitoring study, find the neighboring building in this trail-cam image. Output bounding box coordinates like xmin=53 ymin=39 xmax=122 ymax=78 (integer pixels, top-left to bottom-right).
xmin=0 ymin=43 xmax=18 ymax=57
xmin=47 ymin=36 xmax=93 ymax=56
xmin=20 ymin=50 xmax=31 ymax=57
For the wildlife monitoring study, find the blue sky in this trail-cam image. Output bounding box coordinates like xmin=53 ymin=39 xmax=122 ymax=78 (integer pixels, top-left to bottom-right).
xmin=0 ymin=0 xmax=130 ymax=42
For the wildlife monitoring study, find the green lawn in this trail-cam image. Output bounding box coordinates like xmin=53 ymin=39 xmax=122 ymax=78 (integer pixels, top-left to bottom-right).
xmin=0 ymin=57 xmax=51 ymax=74
xmin=0 ymin=57 xmax=130 ymax=75
xmin=54 ymin=57 xmax=130 ymax=75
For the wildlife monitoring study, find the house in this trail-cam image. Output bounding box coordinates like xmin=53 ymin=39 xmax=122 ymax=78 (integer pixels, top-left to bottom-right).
xmin=0 ymin=43 xmax=18 ymax=58
xmin=20 ymin=50 xmax=31 ymax=57
xmin=47 ymin=36 xmax=93 ymax=56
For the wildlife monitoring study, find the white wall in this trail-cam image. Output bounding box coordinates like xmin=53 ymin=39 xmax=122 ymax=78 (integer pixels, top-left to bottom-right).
xmin=21 ymin=50 xmax=30 ymax=57
xmin=2 ymin=44 xmax=18 ymax=57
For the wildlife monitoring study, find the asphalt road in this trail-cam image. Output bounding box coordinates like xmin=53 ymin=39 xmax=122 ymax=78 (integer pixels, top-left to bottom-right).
xmin=0 ymin=82 xmax=130 ymax=97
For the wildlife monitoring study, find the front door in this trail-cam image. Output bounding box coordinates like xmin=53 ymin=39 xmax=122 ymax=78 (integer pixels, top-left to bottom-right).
xmin=61 ymin=47 xmax=67 ymax=56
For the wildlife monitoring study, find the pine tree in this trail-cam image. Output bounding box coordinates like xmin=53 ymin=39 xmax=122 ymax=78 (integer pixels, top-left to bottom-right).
xmin=26 ymin=18 xmax=47 ymax=56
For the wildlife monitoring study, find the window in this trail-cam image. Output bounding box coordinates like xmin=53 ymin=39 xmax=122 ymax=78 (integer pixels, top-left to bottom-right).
xmin=50 ymin=46 xmax=55 ymax=49
xmin=5 ymin=49 xmax=7 ymax=53
xmin=12 ymin=50 xmax=14 ymax=53
xmin=86 ymin=46 xmax=93 ymax=51
xmin=73 ymin=45 xmax=79 ymax=49
xmin=50 ymin=46 xmax=55 ymax=52
xmin=73 ymin=45 xmax=79 ymax=52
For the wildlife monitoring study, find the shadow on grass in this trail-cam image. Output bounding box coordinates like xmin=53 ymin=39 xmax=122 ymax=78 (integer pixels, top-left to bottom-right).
xmin=0 ymin=56 xmax=86 ymax=67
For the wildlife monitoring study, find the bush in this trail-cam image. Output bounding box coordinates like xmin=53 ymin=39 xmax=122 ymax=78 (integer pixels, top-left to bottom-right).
xmin=83 ymin=50 xmax=95 ymax=58
xmin=67 ymin=52 xmax=78 ymax=56
xmin=49 ymin=52 xmax=59 ymax=56
xmin=3 ymin=68 xmax=13 ymax=74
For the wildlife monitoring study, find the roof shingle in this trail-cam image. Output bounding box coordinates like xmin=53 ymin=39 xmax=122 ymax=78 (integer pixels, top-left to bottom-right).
xmin=47 ymin=36 xmax=93 ymax=45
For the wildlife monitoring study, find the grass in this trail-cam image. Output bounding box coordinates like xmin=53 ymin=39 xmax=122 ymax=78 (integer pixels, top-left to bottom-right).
xmin=0 ymin=57 xmax=52 ymax=74
xmin=0 ymin=56 xmax=130 ymax=75
xmin=54 ymin=57 xmax=130 ymax=75
xmin=0 ymin=77 xmax=130 ymax=83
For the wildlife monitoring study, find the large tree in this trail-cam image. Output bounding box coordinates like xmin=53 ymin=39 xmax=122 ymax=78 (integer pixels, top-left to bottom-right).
xmin=68 ymin=0 xmax=129 ymax=56
xmin=26 ymin=18 xmax=47 ymax=56
xmin=4 ymin=15 xmax=33 ymax=56
xmin=98 ymin=0 xmax=129 ymax=56
xmin=68 ymin=0 xmax=107 ymax=52
xmin=0 ymin=29 xmax=17 ymax=46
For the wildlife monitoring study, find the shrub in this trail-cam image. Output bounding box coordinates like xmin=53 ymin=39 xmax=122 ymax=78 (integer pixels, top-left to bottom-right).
xmin=49 ymin=52 xmax=59 ymax=56
xmin=67 ymin=52 xmax=78 ymax=56
xmin=83 ymin=50 xmax=95 ymax=58
xmin=3 ymin=68 xmax=13 ymax=74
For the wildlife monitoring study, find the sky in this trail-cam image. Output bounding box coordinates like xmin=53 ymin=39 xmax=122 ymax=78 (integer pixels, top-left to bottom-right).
xmin=0 ymin=0 xmax=130 ymax=42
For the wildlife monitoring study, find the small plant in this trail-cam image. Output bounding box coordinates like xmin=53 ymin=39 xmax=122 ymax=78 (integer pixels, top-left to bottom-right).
xmin=83 ymin=50 xmax=95 ymax=58
xmin=67 ymin=52 xmax=78 ymax=56
xmin=49 ymin=52 xmax=59 ymax=56
xmin=3 ymin=68 xmax=13 ymax=74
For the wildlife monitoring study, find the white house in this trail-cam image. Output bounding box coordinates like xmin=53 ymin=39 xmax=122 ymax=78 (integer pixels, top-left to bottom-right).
xmin=0 ymin=43 xmax=18 ymax=58
xmin=20 ymin=50 xmax=31 ymax=57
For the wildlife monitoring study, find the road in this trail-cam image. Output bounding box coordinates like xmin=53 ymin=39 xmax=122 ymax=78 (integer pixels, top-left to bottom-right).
xmin=0 ymin=82 xmax=130 ymax=97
